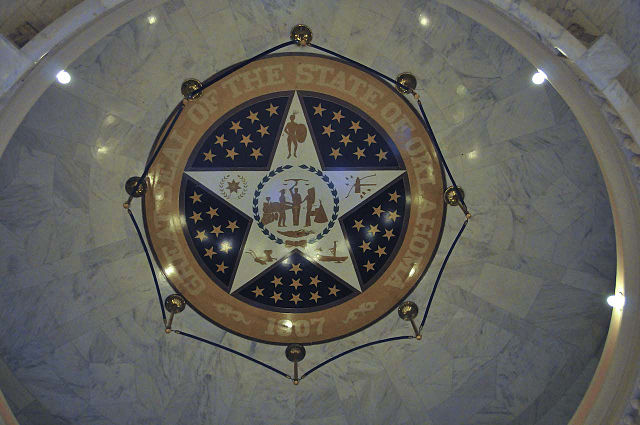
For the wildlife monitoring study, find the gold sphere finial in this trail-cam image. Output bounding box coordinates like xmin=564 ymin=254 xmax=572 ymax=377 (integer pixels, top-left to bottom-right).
xmin=290 ymin=24 xmax=312 ymax=46
xmin=165 ymin=328 xmax=172 ymax=334
xmin=416 ymin=334 xmax=422 ymax=340
xmin=293 ymin=379 xmax=299 ymax=385
xmin=123 ymin=202 xmax=130 ymax=209
xmin=181 ymin=78 xmax=203 ymax=100
xmin=396 ymin=72 xmax=417 ymax=94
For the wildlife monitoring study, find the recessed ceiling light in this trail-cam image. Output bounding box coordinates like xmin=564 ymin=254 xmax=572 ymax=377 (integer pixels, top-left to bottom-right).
xmin=607 ymin=293 xmax=625 ymax=309
xmin=147 ymin=15 xmax=157 ymax=25
xmin=419 ymin=14 xmax=429 ymax=27
xmin=56 ymin=70 xmax=71 ymax=84
xmin=532 ymin=70 xmax=547 ymax=85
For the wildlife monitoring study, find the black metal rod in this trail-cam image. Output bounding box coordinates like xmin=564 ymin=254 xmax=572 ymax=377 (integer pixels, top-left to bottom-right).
xmin=300 ymin=335 xmax=414 ymax=380
xmin=127 ymin=209 xmax=166 ymax=321
xmin=419 ymin=219 xmax=469 ymax=331
xmin=174 ymin=330 xmax=291 ymax=379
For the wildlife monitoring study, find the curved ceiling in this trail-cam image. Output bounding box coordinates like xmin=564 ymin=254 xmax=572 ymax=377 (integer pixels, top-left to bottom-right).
xmin=0 ymin=1 xmax=616 ymax=424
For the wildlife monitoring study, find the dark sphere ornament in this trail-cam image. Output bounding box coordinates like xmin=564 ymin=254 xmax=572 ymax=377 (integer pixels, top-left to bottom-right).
xmin=398 ymin=301 xmax=419 ymax=321
xmin=396 ymin=72 xmax=417 ymax=94
xmin=181 ymin=78 xmax=203 ymax=100
xmin=444 ymin=186 xmax=465 ymax=207
xmin=125 ymin=176 xmax=147 ymax=198
xmin=285 ymin=344 xmax=306 ymax=362
xmin=290 ymin=24 xmax=312 ymax=46
xmin=164 ymin=294 xmax=186 ymax=314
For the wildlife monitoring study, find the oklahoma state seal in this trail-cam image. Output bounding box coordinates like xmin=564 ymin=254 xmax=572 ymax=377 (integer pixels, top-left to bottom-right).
xmin=143 ymin=53 xmax=445 ymax=344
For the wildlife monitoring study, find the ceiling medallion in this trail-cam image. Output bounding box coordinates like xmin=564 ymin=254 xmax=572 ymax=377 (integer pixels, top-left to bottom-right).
xmin=123 ymin=24 xmax=471 ymax=383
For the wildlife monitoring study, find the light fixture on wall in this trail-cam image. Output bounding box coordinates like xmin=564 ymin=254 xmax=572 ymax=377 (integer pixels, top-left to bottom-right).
xmin=607 ymin=292 xmax=625 ymax=309
xmin=56 ymin=70 xmax=71 ymax=84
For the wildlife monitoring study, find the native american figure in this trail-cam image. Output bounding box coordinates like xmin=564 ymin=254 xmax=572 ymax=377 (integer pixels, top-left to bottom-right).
xmin=283 ymin=113 xmax=307 ymax=158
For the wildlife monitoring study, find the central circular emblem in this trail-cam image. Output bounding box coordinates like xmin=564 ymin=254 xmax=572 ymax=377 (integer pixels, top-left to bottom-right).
xmin=143 ymin=53 xmax=445 ymax=344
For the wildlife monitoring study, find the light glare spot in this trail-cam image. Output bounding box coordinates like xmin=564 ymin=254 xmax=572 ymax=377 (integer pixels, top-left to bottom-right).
xmin=532 ymin=70 xmax=547 ymax=85
xmin=607 ymin=293 xmax=625 ymax=309
xmin=419 ymin=14 xmax=429 ymax=26
xmin=147 ymin=15 xmax=157 ymax=24
xmin=56 ymin=70 xmax=71 ymax=84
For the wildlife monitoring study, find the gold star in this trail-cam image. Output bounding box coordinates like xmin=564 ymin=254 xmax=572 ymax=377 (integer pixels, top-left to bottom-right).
xmin=309 ymin=275 xmax=321 ymax=287
xmin=247 ymin=110 xmax=259 ymax=124
xmin=239 ymin=134 xmax=253 ymax=147
xmin=230 ymin=120 xmax=242 ymax=134
xmin=204 ymin=246 xmax=216 ymax=258
xmin=374 ymin=245 xmax=386 ymax=257
xmin=251 ymin=286 xmax=264 ymax=297
xmin=250 ymin=147 xmax=263 ymax=160
xmin=271 ymin=276 xmax=283 ymax=287
xmin=332 ymin=110 xmax=344 ymax=123
xmin=329 ymin=147 xmax=342 ymax=160
xmin=364 ymin=134 xmax=377 ymax=146
xmin=387 ymin=210 xmax=400 ymax=221
xmin=226 ymin=220 xmax=239 ymax=232
xmin=349 ymin=120 xmax=362 ymax=133
xmin=266 ymin=103 xmax=279 ymax=116
xmin=352 ymin=219 xmax=364 ymax=231
xmin=388 ymin=191 xmax=401 ymax=202
xmin=216 ymin=262 xmax=228 ymax=273
xmin=270 ymin=291 xmax=282 ymax=303
xmin=210 ymin=225 xmax=223 ymax=237
xmin=353 ymin=147 xmax=366 ymax=160
xmin=328 ymin=285 xmax=340 ymax=296
xmin=313 ymin=103 xmax=326 ymax=115
xmin=215 ymin=134 xmax=227 ymax=146
xmin=220 ymin=241 xmax=231 ymax=253
xmin=359 ymin=240 xmax=371 ymax=252
xmin=368 ymin=224 xmax=380 ymax=236
xmin=189 ymin=211 xmax=202 ymax=223
xmin=372 ymin=205 xmax=384 ymax=217
xmin=189 ymin=191 xmax=202 ymax=203
xmin=383 ymin=228 xmax=395 ymax=241
xmin=376 ymin=149 xmax=388 ymax=162
xmin=339 ymin=134 xmax=352 ymax=146
xmin=206 ymin=207 xmax=218 ymax=218
xmin=322 ymin=124 xmax=335 ymax=137
xmin=203 ymin=150 xmax=215 ymax=162
xmin=290 ymin=278 xmax=302 ymax=289
xmin=257 ymin=124 xmax=269 ymax=137
xmin=195 ymin=230 xmax=207 ymax=242
xmin=289 ymin=263 xmax=302 ymax=274
xmin=225 ymin=147 xmax=239 ymax=160
xmin=309 ymin=291 xmax=322 ymax=303
xmin=290 ymin=293 xmax=302 ymax=305
xmin=363 ymin=260 xmax=375 ymax=272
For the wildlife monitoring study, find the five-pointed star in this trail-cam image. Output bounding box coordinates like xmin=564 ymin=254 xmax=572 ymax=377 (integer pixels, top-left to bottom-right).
xmin=349 ymin=120 xmax=362 ymax=133
xmin=215 ymin=134 xmax=227 ymax=146
xmin=216 ymin=262 xmax=228 ymax=273
xmin=251 ymin=286 xmax=264 ymax=297
xmin=240 ymin=134 xmax=253 ymax=147
xmin=309 ymin=275 xmax=321 ymax=287
xmin=290 ymin=293 xmax=302 ymax=305
xmin=372 ymin=205 xmax=384 ymax=216
xmin=189 ymin=191 xmax=202 ymax=203
xmin=230 ymin=121 xmax=242 ymax=134
xmin=368 ymin=224 xmax=380 ymax=236
xmin=353 ymin=147 xmax=366 ymax=160
xmin=271 ymin=291 xmax=282 ymax=303
xmin=220 ymin=241 xmax=232 ymax=253
xmin=266 ymin=103 xmax=279 ymax=116
xmin=359 ymin=240 xmax=371 ymax=252
xmin=210 ymin=225 xmax=223 ymax=237
xmin=309 ymin=291 xmax=322 ymax=303
xmin=190 ymin=211 xmax=202 ymax=223
xmin=376 ymin=149 xmax=388 ymax=162
xmin=332 ymin=110 xmax=344 ymax=122
xmin=329 ymin=147 xmax=342 ymax=160
xmin=364 ymin=134 xmax=377 ymax=146
xmin=226 ymin=147 xmax=239 ymax=160
xmin=322 ymin=124 xmax=335 ymax=137
xmin=339 ymin=134 xmax=352 ymax=146
xmin=363 ymin=260 xmax=375 ymax=272
xmin=313 ymin=103 xmax=326 ymax=116
xmin=226 ymin=220 xmax=239 ymax=232
xmin=388 ymin=191 xmax=401 ymax=202
xmin=353 ymin=219 xmax=365 ymax=231
xmin=247 ymin=110 xmax=259 ymax=124
xmin=250 ymin=148 xmax=263 ymax=160
xmin=328 ymin=285 xmax=340 ymax=296
xmin=271 ymin=276 xmax=283 ymax=287
xmin=227 ymin=180 xmax=241 ymax=193
xmin=203 ymin=150 xmax=215 ymax=162
xmin=204 ymin=246 xmax=216 ymax=258
xmin=289 ymin=263 xmax=302 ymax=274
xmin=290 ymin=278 xmax=302 ymax=289
xmin=195 ymin=230 xmax=207 ymax=242
xmin=374 ymin=245 xmax=386 ymax=257
xmin=257 ymin=124 xmax=269 ymax=137
xmin=387 ymin=210 xmax=400 ymax=221
xmin=383 ymin=228 xmax=395 ymax=240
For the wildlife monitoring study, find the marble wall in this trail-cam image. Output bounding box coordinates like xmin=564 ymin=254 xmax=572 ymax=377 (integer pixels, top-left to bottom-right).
xmin=0 ymin=0 xmax=616 ymax=424
xmin=0 ymin=0 xmax=83 ymax=44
